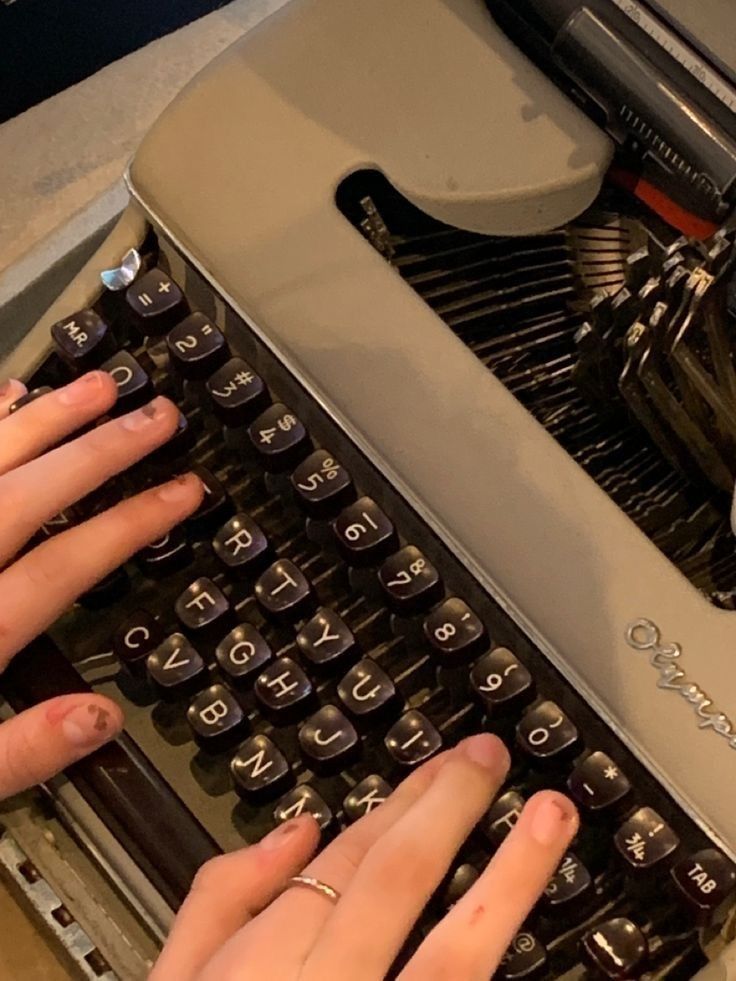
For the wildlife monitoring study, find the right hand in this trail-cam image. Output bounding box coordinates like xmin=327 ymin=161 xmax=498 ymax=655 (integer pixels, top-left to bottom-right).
xmin=153 ymin=733 xmax=578 ymax=981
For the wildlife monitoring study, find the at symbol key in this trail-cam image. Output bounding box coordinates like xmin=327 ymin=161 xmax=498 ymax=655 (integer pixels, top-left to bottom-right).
xmin=298 ymin=705 xmax=360 ymax=775
xmin=166 ymin=313 xmax=228 ymax=379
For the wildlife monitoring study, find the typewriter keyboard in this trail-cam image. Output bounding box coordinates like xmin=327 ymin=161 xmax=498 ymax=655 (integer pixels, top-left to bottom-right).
xmin=6 ymin=231 xmax=736 ymax=979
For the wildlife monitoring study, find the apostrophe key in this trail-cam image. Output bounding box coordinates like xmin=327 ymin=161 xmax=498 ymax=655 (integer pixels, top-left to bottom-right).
xmin=378 ymin=546 xmax=443 ymax=616
xmin=166 ymin=314 xmax=228 ymax=379
xmin=343 ymin=775 xmax=393 ymax=822
xmin=112 ymin=609 xmax=164 ymax=676
xmin=101 ymin=351 xmax=153 ymax=415
xmin=206 ymin=357 xmax=269 ymax=427
xmin=146 ymin=634 xmax=207 ymax=701
xmin=291 ymin=450 xmax=355 ymax=519
xmin=126 ymin=268 xmax=188 ymax=336
xmin=186 ymin=684 xmax=247 ymax=753
xmin=213 ymin=514 xmax=271 ymax=576
xmin=51 ymin=309 xmax=116 ymax=371
xmin=215 ymin=624 xmax=272 ymax=688
xmin=333 ymin=497 xmax=398 ymax=567
xmin=423 ymin=598 xmax=487 ymax=665
xmin=298 ymin=704 xmax=360 ymax=775
xmin=231 ymin=735 xmax=293 ymax=803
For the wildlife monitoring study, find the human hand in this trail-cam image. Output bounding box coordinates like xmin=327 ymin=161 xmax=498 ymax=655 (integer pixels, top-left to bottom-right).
xmin=0 ymin=372 xmax=202 ymax=798
xmin=153 ymin=733 xmax=578 ymax=981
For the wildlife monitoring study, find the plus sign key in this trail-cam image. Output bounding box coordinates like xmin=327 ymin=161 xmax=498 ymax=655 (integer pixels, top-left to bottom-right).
xmin=126 ymin=268 xmax=188 ymax=336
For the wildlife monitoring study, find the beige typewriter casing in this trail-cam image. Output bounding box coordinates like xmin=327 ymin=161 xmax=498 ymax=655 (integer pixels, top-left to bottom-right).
xmin=6 ymin=0 xmax=736 ymax=973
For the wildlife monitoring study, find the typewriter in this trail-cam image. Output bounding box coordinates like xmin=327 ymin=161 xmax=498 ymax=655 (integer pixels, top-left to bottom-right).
xmin=4 ymin=0 xmax=736 ymax=977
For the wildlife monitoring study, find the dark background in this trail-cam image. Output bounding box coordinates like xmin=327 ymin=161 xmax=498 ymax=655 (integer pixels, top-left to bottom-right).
xmin=0 ymin=0 xmax=231 ymax=123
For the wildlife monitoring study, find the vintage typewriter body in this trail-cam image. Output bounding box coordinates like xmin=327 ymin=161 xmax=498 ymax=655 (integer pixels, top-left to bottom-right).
xmin=5 ymin=0 xmax=736 ymax=977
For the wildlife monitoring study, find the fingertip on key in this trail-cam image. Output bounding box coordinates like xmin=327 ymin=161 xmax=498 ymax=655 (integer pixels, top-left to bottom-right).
xmin=527 ymin=790 xmax=579 ymax=847
xmin=47 ymin=695 xmax=124 ymax=748
xmin=157 ymin=471 xmax=205 ymax=505
xmin=460 ymin=732 xmax=511 ymax=775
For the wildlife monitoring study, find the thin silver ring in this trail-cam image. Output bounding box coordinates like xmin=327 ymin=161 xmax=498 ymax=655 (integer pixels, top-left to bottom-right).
xmin=288 ymin=875 xmax=341 ymax=903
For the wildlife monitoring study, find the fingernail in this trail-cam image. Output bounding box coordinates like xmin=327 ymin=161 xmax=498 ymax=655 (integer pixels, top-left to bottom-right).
xmin=529 ymin=795 xmax=577 ymax=846
xmin=157 ymin=473 xmax=201 ymax=502
xmin=462 ymin=733 xmax=510 ymax=772
xmin=57 ymin=372 xmax=105 ymax=406
xmin=0 ymin=379 xmax=21 ymax=400
xmin=120 ymin=396 xmax=168 ymax=432
xmin=54 ymin=702 xmax=122 ymax=747
xmin=260 ymin=816 xmax=313 ymax=851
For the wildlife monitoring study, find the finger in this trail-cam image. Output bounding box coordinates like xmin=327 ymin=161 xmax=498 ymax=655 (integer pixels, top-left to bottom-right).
xmin=224 ymin=747 xmax=454 ymax=971
xmin=301 ymin=734 xmax=510 ymax=981
xmin=0 ymin=693 xmax=123 ymax=798
xmin=151 ymin=816 xmax=319 ymax=981
xmin=0 ymin=473 xmax=203 ymax=667
xmin=400 ymin=791 xmax=579 ymax=981
xmin=0 ymin=372 xmax=117 ymax=474
xmin=0 ymin=395 xmax=181 ymax=564
xmin=0 ymin=379 xmax=27 ymax=421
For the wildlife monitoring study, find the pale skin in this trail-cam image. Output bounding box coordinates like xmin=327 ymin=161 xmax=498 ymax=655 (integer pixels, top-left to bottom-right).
xmin=0 ymin=370 xmax=579 ymax=980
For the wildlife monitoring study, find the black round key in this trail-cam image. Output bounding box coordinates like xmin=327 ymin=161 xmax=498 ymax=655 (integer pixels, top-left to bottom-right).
xmin=296 ymin=608 xmax=357 ymax=673
xmin=516 ymin=701 xmax=579 ymax=765
xmin=79 ymin=567 xmax=129 ymax=610
xmin=216 ymin=624 xmax=272 ymax=688
xmin=166 ymin=313 xmax=228 ymax=379
xmin=378 ymin=546 xmax=443 ymax=616
xmin=255 ymin=559 xmax=314 ymax=622
xmin=186 ymin=683 xmax=247 ymax=753
xmin=614 ymin=807 xmax=680 ymax=874
xmin=126 ymin=267 xmax=188 ymax=336
xmin=671 ymin=849 xmax=736 ymax=924
xmin=147 ymin=634 xmax=207 ymax=701
xmin=101 ymin=350 xmax=153 ymax=415
xmin=298 ymin=705 xmax=360 ymax=775
xmin=206 ymin=357 xmax=269 ymax=427
xmin=423 ymin=597 xmax=487 ymax=665
xmin=248 ymin=403 xmax=310 ymax=472
xmin=187 ymin=467 xmax=231 ymax=534
xmin=482 ymin=790 xmax=525 ymax=848
xmin=470 ymin=647 xmax=534 ymax=718
xmin=333 ymin=497 xmax=398 ymax=567
xmin=254 ymin=656 xmax=315 ymax=724
xmin=291 ymin=450 xmax=355 ymax=518
xmin=337 ymin=658 xmax=400 ymax=726
xmin=499 ymin=932 xmax=548 ymax=980
xmin=175 ymin=577 xmax=231 ymax=634
xmin=273 ymin=784 xmax=334 ymax=834
xmin=343 ymin=775 xmax=393 ymax=823
xmin=112 ymin=609 xmax=164 ymax=674
xmin=385 ymin=710 xmax=442 ymax=768
xmin=568 ymin=751 xmax=631 ymax=815
xmin=436 ymin=864 xmax=480 ymax=912
xmin=581 ymin=917 xmax=648 ymax=979
xmin=137 ymin=526 xmax=192 ymax=578
xmin=213 ymin=513 xmax=271 ymax=576
xmin=231 ymin=734 xmax=293 ymax=803
xmin=541 ymin=853 xmax=592 ymax=914
xmin=51 ymin=309 xmax=116 ymax=371
xmin=9 ymin=387 xmax=53 ymax=414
